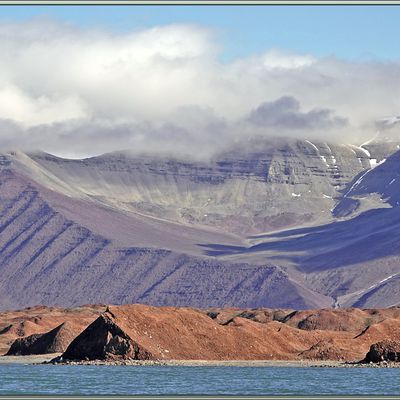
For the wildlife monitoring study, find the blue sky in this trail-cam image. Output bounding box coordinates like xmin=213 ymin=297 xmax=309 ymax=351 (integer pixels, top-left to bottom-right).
xmin=0 ymin=5 xmax=399 ymax=61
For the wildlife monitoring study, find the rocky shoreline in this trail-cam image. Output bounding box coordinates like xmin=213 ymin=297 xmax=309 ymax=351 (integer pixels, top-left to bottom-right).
xmin=0 ymin=355 xmax=398 ymax=369
xmin=45 ymin=359 xmax=400 ymax=368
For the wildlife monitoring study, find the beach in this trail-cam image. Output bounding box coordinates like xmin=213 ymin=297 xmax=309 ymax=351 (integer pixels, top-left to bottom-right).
xmin=1 ymin=354 xmax=399 ymax=368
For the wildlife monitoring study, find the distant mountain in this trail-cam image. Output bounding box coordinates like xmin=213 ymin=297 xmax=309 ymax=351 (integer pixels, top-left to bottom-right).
xmin=1 ymin=135 xmax=400 ymax=310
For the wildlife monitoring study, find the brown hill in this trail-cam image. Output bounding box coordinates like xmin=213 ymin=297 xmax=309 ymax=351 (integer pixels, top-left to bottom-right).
xmin=58 ymin=304 xmax=400 ymax=362
xmin=0 ymin=305 xmax=103 ymax=355
xmin=2 ymin=304 xmax=400 ymax=362
xmin=6 ymin=322 xmax=78 ymax=355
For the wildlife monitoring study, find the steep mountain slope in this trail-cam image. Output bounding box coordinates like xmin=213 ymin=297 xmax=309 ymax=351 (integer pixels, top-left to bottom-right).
xmin=203 ymin=206 xmax=400 ymax=308
xmin=198 ymin=145 xmax=400 ymax=308
xmin=1 ymin=136 xmax=400 ymax=310
xmin=335 ymin=148 xmax=400 ymax=210
xmin=0 ymin=161 xmax=327 ymax=310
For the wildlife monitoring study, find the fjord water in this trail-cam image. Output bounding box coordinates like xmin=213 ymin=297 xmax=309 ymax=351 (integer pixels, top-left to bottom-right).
xmin=0 ymin=364 xmax=399 ymax=395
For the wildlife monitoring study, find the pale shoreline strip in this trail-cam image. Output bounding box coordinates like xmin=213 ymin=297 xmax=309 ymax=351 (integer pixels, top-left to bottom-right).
xmin=1 ymin=355 xmax=399 ymax=368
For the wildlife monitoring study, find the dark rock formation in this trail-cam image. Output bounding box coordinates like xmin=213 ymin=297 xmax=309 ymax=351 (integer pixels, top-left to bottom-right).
xmin=364 ymin=340 xmax=400 ymax=363
xmin=205 ymin=308 xmax=292 ymax=325
xmin=59 ymin=313 xmax=153 ymax=361
xmin=5 ymin=322 xmax=76 ymax=355
xmin=0 ymin=324 xmax=12 ymax=335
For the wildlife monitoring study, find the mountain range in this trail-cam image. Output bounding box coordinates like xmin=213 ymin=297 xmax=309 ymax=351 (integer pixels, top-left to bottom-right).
xmin=1 ymin=134 xmax=400 ymax=310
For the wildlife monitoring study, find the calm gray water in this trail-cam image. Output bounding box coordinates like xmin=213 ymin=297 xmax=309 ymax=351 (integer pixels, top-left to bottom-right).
xmin=0 ymin=364 xmax=399 ymax=395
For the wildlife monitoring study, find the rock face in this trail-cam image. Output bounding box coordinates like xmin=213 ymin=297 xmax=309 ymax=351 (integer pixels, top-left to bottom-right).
xmin=61 ymin=313 xmax=153 ymax=361
xmin=26 ymin=138 xmax=379 ymax=234
xmin=364 ymin=340 xmax=400 ymax=363
xmin=5 ymin=322 xmax=77 ymax=355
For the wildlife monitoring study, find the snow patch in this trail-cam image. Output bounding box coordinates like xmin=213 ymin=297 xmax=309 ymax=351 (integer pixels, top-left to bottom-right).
xmin=344 ymin=158 xmax=387 ymax=198
xmin=346 ymin=145 xmax=357 ymax=156
xmin=377 ymin=158 xmax=386 ymax=167
xmin=361 ymin=132 xmax=380 ymax=148
xmin=305 ymin=140 xmax=329 ymax=167
xmin=343 ymin=273 xmax=399 ymax=301
xmin=359 ymin=146 xmax=371 ymax=158
xmin=320 ymin=155 xmax=329 ymax=167
xmin=376 ymin=274 xmax=395 ymax=287
xmin=343 ymin=170 xmax=370 ymax=197
xmin=305 ymin=140 xmax=319 ymax=153
xmin=348 ymin=144 xmax=370 ymax=158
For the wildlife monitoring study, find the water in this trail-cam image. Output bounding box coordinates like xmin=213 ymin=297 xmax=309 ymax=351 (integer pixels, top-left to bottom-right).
xmin=0 ymin=364 xmax=399 ymax=395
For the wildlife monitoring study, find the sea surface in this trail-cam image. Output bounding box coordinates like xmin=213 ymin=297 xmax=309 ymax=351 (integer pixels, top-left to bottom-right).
xmin=0 ymin=364 xmax=399 ymax=395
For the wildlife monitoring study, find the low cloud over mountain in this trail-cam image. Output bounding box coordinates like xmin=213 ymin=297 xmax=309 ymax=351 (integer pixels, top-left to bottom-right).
xmin=0 ymin=19 xmax=399 ymax=157
xmin=247 ymin=96 xmax=347 ymax=130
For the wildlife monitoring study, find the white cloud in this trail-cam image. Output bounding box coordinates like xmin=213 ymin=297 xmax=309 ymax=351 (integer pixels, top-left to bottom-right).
xmin=0 ymin=84 xmax=87 ymax=126
xmin=261 ymin=49 xmax=315 ymax=70
xmin=0 ymin=18 xmax=399 ymax=158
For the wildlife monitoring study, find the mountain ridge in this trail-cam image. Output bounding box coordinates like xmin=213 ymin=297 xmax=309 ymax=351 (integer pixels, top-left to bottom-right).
xmin=1 ymin=135 xmax=400 ymax=310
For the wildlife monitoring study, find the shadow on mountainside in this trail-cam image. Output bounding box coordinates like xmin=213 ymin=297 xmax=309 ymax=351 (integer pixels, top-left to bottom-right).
xmin=199 ymin=206 xmax=400 ymax=272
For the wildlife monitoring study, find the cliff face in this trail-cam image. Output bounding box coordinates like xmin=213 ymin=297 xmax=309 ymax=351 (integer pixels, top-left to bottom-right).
xmin=1 ymin=136 xmax=400 ymax=310
xmin=26 ymin=138 xmax=380 ymax=234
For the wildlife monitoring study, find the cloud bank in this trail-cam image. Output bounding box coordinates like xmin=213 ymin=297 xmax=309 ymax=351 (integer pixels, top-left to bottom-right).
xmin=0 ymin=19 xmax=399 ymax=158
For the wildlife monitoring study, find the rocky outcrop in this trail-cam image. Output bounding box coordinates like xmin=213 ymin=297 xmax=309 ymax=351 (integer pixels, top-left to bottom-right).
xmin=5 ymin=322 xmax=76 ymax=355
xmin=364 ymin=340 xmax=400 ymax=363
xmin=59 ymin=313 xmax=153 ymax=361
xmin=205 ymin=308 xmax=292 ymax=325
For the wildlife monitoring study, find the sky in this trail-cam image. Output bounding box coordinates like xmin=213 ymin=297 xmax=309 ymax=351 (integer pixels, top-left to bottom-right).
xmin=0 ymin=5 xmax=399 ymax=158
xmin=2 ymin=6 xmax=400 ymax=61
